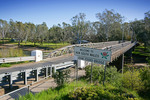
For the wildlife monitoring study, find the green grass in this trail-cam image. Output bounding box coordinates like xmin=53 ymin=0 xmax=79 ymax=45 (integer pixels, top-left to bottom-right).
xmin=0 ymin=48 xmax=28 ymax=58
xmin=0 ymin=61 xmax=33 ymax=68
xmin=18 ymin=80 xmax=141 ymax=100
xmin=12 ymin=42 xmax=70 ymax=50
xmin=132 ymin=45 xmax=150 ymax=57
xmin=18 ymin=81 xmax=89 ymax=100
xmin=0 ymin=63 xmax=11 ymax=67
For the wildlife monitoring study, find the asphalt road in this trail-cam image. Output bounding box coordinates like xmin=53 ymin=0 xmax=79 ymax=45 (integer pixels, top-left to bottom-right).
xmin=0 ymin=55 xmax=74 ymax=74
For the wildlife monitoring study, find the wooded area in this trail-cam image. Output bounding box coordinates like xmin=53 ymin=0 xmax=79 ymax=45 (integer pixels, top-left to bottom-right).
xmin=0 ymin=9 xmax=150 ymax=47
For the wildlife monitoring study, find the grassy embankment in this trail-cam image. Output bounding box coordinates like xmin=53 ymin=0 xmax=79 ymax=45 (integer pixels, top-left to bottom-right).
xmin=132 ymin=44 xmax=150 ymax=64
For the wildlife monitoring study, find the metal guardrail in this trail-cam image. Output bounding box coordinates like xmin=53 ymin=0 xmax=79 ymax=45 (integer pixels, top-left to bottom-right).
xmin=0 ymin=61 xmax=74 ymax=90
xmin=47 ymin=41 xmax=119 ymax=58
xmin=0 ymin=56 xmax=35 ymax=63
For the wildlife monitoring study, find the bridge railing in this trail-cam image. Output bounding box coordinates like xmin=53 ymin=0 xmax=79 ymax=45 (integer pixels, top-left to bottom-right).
xmin=47 ymin=41 xmax=120 ymax=58
xmin=0 ymin=56 xmax=36 ymax=64
xmin=108 ymin=41 xmax=136 ymax=61
xmin=0 ymin=61 xmax=74 ymax=91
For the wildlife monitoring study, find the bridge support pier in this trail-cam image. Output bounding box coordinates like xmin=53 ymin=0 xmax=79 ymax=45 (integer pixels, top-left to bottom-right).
xmin=122 ymin=54 xmax=124 ymax=74
xmin=109 ymin=54 xmax=125 ymax=71
xmin=53 ymin=66 xmax=56 ymax=73
xmin=125 ymin=47 xmax=133 ymax=64
xmin=49 ymin=66 xmax=52 ymax=76
xmin=44 ymin=67 xmax=48 ymax=77
xmin=35 ymin=69 xmax=38 ymax=82
xmin=8 ymin=74 xmax=12 ymax=89
xmin=23 ymin=71 xmax=27 ymax=85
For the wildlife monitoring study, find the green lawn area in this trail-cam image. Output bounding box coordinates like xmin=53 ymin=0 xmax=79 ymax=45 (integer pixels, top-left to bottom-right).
xmin=0 ymin=61 xmax=34 ymax=68
xmin=12 ymin=42 xmax=70 ymax=50
xmin=132 ymin=45 xmax=150 ymax=57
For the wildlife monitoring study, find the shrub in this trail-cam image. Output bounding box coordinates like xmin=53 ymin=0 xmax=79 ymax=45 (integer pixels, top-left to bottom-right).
xmin=68 ymin=84 xmax=139 ymax=100
xmin=85 ymin=64 xmax=104 ymax=82
xmin=85 ymin=65 xmax=122 ymax=87
xmin=0 ymin=63 xmax=11 ymax=67
xmin=105 ymin=66 xmax=122 ymax=87
xmin=53 ymin=69 xmax=71 ymax=86
xmin=139 ymin=67 xmax=150 ymax=98
xmin=146 ymin=57 xmax=150 ymax=65
xmin=122 ymin=67 xmax=143 ymax=91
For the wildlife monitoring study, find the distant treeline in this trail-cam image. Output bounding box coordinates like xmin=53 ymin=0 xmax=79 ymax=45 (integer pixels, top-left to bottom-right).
xmin=0 ymin=9 xmax=150 ymax=47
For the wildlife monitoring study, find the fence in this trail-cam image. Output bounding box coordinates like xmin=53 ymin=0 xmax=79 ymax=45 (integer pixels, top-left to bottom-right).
xmin=0 ymin=56 xmax=35 ymax=63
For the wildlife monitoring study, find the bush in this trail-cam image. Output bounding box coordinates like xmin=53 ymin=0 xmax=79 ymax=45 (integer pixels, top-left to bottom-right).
xmin=85 ymin=64 xmax=104 ymax=82
xmin=0 ymin=63 xmax=11 ymax=67
xmin=146 ymin=57 xmax=150 ymax=65
xmin=53 ymin=69 xmax=71 ymax=86
xmin=85 ymin=65 xmax=122 ymax=87
xmin=122 ymin=67 xmax=143 ymax=91
xmin=68 ymin=84 xmax=139 ymax=100
xmin=139 ymin=67 xmax=150 ymax=98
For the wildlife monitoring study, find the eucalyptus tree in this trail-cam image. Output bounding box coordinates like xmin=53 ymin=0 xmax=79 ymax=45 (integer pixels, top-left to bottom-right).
xmin=36 ymin=22 xmax=48 ymax=44
xmin=123 ymin=22 xmax=132 ymax=40
xmin=15 ymin=21 xmax=25 ymax=46
xmin=84 ymin=21 xmax=98 ymax=42
xmin=48 ymin=25 xmax=63 ymax=43
xmin=29 ymin=23 xmax=37 ymax=45
xmin=130 ymin=20 xmax=148 ymax=48
xmin=96 ymin=9 xmax=123 ymax=41
xmin=62 ymin=22 xmax=73 ymax=43
xmin=9 ymin=19 xmax=17 ymax=39
xmin=92 ymin=21 xmax=107 ymax=42
xmin=144 ymin=10 xmax=150 ymax=45
xmin=144 ymin=10 xmax=150 ymax=32
xmin=0 ymin=19 xmax=9 ymax=44
xmin=71 ymin=13 xmax=89 ymax=44
xmin=24 ymin=23 xmax=31 ymax=44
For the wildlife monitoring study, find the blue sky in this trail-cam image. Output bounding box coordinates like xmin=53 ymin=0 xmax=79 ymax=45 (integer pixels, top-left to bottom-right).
xmin=0 ymin=0 xmax=150 ymax=28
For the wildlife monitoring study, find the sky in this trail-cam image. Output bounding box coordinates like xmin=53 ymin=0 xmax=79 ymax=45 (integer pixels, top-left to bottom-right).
xmin=0 ymin=0 xmax=150 ymax=28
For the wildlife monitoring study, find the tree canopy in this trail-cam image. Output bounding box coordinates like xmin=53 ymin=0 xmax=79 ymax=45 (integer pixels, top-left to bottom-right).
xmin=0 ymin=9 xmax=149 ymax=46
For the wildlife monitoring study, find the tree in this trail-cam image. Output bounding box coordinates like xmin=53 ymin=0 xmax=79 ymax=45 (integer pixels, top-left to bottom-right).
xmin=61 ymin=22 xmax=73 ymax=44
xmin=71 ymin=13 xmax=89 ymax=44
xmin=9 ymin=19 xmax=17 ymax=40
xmin=36 ymin=22 xmax=48 ymax=44
xmin=24 ymin=23 xmax=31 ymax=44
xmin=130 ymin=20 xmax=148 ymax=48
xmin=96 ymin=9 xmax=123 ymax=41
xmin=0 ymin=19 xmax=9 ymax=44
xmin=29 ymin=23 xmax=37 ymax=46
xmin=48 ymin=25 xmax=62 ymax=43
xmin=15 ymin=21 xmax=25 ymax=46
xmin=144 ymin=10 xmax=150 ymax=45
xmin=53 ymin=69 xmax=71 ymax=86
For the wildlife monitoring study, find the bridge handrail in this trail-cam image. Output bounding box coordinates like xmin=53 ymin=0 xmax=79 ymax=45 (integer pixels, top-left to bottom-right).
xmin=47 ymin=41 xmax=120 ymax=58
xmin=0 ymin=61 xmax=74 ymax=85
xmin=0 ymin=56 xmax=36 ymax=64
